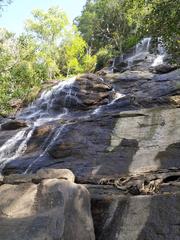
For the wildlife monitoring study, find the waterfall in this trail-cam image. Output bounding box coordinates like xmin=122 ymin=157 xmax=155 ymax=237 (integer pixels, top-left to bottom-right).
xmin=0 ymin=37 xmax=170 ymax=175
xmin=0 ymin=128 xmax=34 ymax=174
xmin=0 ymin=77 xmax=77 ymax=174
xmin=18 ymin=76 xmax=76 ymax=122
xmin=127 ymin=37 xmax=152 ymax=67
xmin=24 ymin=124 xmax=67 ymax=174
xmin=135 ymin=37 xmax=151 ymax=54
xmin=152 ymin=37 xmax=166 ymax=67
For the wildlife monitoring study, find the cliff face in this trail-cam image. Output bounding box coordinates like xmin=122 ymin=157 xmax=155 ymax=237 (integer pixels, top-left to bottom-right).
xmin=0 ymin=38 xmax=180 ymax=240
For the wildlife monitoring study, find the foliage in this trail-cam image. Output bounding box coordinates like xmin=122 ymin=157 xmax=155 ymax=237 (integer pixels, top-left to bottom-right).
xmin=76 ymin=0 xmax=179 ymax=63
xmin=0 ymin=7 xmax=97 ymax=115
xmin=25 ymin=7 xmax=96 ymax=78
xmin=125 ymin=0 xmax=180 ymax=61
xmin=75 ymin=0 xmax=139 ymax=55
xmin=95 ymin=46 xmax=113 ymax=70
xmin=25 ymin=6 xmax=69 ymax=43
xmin=60 ymin=27 xmax=96 ymax=75
xmin=0 ymin=0 xmax=12 ymax=9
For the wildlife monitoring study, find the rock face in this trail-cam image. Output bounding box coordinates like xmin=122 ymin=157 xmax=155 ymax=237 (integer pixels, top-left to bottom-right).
xmin=0 ymin=119 xmax=28 ymax=130
xmin=0 ymin=169 xmax=95 ymax=240
xmin=90 ymin=191 xmax=180 ymax=240
xmin=0 ymin=38 xmax=180 ymax=240
xmin=50 ymin=73 xmax=114 ymax=111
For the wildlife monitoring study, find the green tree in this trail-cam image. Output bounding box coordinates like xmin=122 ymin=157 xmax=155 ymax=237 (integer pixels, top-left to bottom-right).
xmin=25 ymin=6 xmax=69 ymax=43
xmin=125 ymin=0 xmax=180 ymax=61
xmin=25 ymin=6 xmax=96 ymax=78
xmin=25 ymin=6 xmax=69 ymax=79
xmin=0 ymin=6 xmax=97 ymax=115
xmin=77 ymin=0 xmax=179 ymax=63
xmin=75 ymin=0 xmax=138 ymax=55
xmin=0 ymin=0 xmax=12 ymax=10
xmin=60 ymin=26 xmax=96 ymax=76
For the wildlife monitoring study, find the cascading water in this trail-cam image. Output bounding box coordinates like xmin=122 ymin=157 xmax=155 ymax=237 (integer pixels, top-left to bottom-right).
xmin=18 ymin=76 xmax=76 ymax=123
xmin=0 ymin=37 xmax=169 ymax=175
xmin=0 ymin=77 xmax=78 ymax=174
xmin=152 ymin=37 xmax=166 ymax=67
xmin=111 ymin=37 xmax=167 ymax=71
xmin=0 ymin=128 xmax=34 ymax=175
xmin=24 ymin=124 xmax=67 ymax=174
xmin=127 ymin=37 xmax=152 ymax=67
xmin=135 ymin=37 xmax=151 ymax=53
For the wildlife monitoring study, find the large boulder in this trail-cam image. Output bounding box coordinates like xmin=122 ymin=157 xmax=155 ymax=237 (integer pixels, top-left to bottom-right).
xmin=0 ymin=170 xmax=95 ymax=240
xmin=46 ymin=73 xmax=114 ymax=111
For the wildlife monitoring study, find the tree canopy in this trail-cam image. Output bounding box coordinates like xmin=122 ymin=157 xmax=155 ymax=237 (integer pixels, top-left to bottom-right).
xmin=0 ymin=1 xmax=179 ymax=115
xmin=76 ymin=0 xmax=180 ymax=60
xmin=0 ymin=6 xmax=96 ymax=115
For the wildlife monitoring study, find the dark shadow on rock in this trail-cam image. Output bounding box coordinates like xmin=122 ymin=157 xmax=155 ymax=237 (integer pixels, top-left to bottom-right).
xmin=135 ymin=142 xmax=180 ymax=240
xmin=90 ymin=138 xmax=139 ymax=239
xmin=92 ymin=197 xmax=130 ymax=240
xmin=155 ymin=142 xmax=180 ymax=169
xmin=137 ymin=194 xmax=180 ymax=240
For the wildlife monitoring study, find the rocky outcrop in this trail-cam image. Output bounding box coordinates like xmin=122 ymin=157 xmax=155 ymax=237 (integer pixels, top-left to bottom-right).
xmin=0 ymin=119 xmax=28 ymax=130
xmin=0 ymin=169 xmax=95 ymax=240
xmin=90 ymin=189 xmax=180 ymax=240
xmin=153 ymin=63 xmax=177 ymax=74
xmin=51 ymin=74 xmax=114 ymax=111
xmin=3 ymin=107 xmax=179 ymax=181
xmin=0 ymin=38 xmax=179 ymax=240
xmin=105 ymin=69 xmax=180 ymax=108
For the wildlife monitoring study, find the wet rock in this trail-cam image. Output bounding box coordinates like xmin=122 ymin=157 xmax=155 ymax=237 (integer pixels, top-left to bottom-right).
xmin=51 ymin=73 xmax=114 ymax=110
xmin=0 ymin=179 xmax=95 ymax=240
xmin=154 ymin=64 xmax=177 ymax=74
xmin=71 ymin=74 xmax=114 ymax=108
xmin=0 ymin=129 xmax=21 ymax=147
xmin=1 ymin=120 xmax=28 ymax=130
xmin=104 ymin=68 xmax=180 ymax=108
xmin=44 ymin=108 xmax=180 ymax=182
xmin=105 ymin=70 xmax=154 ymax=82
xmin=96 ymin=67 xmax=113 ymax=76
xmin=3 ymin=107 xmax=180 ymax=181
xmin=153 ymin=68 xmax=180 ymax=82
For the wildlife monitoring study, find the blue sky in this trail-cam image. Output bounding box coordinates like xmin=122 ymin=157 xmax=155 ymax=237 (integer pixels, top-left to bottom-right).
xmin=0 ymin=0 xmax=86 ymax=34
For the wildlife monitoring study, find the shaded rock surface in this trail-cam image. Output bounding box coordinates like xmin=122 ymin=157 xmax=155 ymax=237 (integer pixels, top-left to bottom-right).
xmin=153 ymin=63 xmax=177 ymax=74
xmin=0 ymin=119 xmax=28 ymax=131
xmin=90 ymin=191 xmax=180 ymax=240
xmin=0 ymin=169 xmax=95 ymax=240
xmin=3 ymin=107 xmax=180 ymax=181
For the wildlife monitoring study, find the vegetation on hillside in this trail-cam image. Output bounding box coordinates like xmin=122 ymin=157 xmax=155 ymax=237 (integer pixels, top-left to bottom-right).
xmin=0 ymin=0 xmax=179 ymax=115
xmin=76 ymin=0 xmax=179 ymax=64
xmin=0 ymin=6 xmax=96 ymax=115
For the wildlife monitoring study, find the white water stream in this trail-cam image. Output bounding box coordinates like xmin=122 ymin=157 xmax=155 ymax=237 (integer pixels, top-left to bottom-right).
xmin=0 ymin=77 xmax=76 ymax=174
xmin=127 ymin=37 xmax=152 ymax=67
xmin=0 ymin=128 xmax=34 ymax=175
xmin=152 ymin=38 xmax=166 ymax=67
